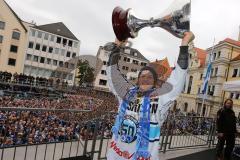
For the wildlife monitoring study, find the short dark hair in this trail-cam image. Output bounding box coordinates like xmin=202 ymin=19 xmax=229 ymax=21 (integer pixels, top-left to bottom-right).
xmin=137 ymin=66 xmax=158 ymax=87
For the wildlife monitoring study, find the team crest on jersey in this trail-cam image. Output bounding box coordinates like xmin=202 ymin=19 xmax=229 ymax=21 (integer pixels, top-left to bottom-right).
xmin=120 ymin=115 xmax=138 ymax=143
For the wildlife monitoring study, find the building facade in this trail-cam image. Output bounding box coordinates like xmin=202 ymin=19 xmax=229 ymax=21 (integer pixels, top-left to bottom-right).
xmin=177 ymin=46 xmax=207 ymax=115
xmin=23 ymin=22 xmax=80 ymax=85
xmin=94 ymin=44 xmax=149 ymax=91
xmin=177 ymin=38 xmax=240 ymax=117
xmin=0 ymin=0 xmax=28 ymax=74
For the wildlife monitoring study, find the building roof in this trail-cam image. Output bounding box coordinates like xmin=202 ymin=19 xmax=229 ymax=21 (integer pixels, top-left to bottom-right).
xmin=123 ymin=46 xmax=149 ymax=61
xmin=219 ymin=38 xmax=240 ymax=47
xmin=150 ymin=58 xmax=172 ymax=80
xmin=3 ymin=0 xmax=27 ymax=32
xmin=34 ymin=22 xmax=79 ymax=41
xmin=194 ymin=47 xmax=207 ymax=67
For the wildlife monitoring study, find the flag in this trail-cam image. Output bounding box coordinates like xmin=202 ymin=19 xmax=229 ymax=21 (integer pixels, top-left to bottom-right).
xmin=202 ymin=54 xmax=212 ymax=94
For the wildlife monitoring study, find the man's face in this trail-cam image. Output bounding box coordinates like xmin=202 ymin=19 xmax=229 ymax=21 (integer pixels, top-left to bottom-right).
xmin=225 ymin=100 xmax=233 ymax=109
xmin=138 ymin=70 xmax=154 ymax=92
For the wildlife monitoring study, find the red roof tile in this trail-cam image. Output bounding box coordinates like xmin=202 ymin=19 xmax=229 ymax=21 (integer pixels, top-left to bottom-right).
xmin=194 ymin=47 xmax=207 ymax=67
xmin=220 ymin=38 xmax=240 ymax=47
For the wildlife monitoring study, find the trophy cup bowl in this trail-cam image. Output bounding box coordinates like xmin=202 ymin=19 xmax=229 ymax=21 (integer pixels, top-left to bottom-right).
xmin=112 ymin=7 xmax=134 ymax=41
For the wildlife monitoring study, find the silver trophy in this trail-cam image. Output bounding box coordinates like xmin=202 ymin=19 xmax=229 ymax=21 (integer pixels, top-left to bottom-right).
xmin=112 ymin=0 xmax=190 ymax=41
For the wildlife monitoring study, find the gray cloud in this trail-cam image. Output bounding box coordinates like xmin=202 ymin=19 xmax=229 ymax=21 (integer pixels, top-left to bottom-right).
xmin=6 ymin=0 xmax=240 ymax=66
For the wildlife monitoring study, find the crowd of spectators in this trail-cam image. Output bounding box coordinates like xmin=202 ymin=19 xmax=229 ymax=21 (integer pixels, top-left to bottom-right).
xmin=0 ymin=71 xmax=68 ymax=88
xmin=0 ymin=111 xmax=81 ymax=147
xmin=164 ymin=109 xmax=213 ymax=135
xmin=0 ymin=84 xmax=119 ymax=147
xmin=0 ymin=73 xmax=214 ymax=147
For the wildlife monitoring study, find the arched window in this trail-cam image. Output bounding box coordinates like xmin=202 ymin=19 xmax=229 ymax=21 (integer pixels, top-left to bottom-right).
xmin=187 ymin=76 xmax=193 ymax=94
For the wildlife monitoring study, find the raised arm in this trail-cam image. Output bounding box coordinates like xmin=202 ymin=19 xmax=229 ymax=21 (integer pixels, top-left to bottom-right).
xmin=157 ymin=32 xmax=194 ymax=126
xmin=150 ymin=32 xmax=194 ymax=98
xmin=105 ymin=40 xmax=135 ymax=100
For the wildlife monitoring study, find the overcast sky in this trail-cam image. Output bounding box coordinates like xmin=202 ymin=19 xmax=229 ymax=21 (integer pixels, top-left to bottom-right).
xmin=6 ymin=0 xmax=240 ymax=66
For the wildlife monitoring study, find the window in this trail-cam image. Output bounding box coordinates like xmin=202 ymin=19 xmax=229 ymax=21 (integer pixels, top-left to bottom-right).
xmin=28 ymin=42 xmax=34 ymax=48
xmin=72 ymin=52 xmax=76 ymax=58
xmin=125 ymin=49 xmax=131 ymax=54
xmin=33 ymin=56 xmax=38 ymax=62
xmin=213 ymin=53 xmax=216 ymax=60
xmin=10 ymin=45 xmax=18 ymax=53
xmin=0 ymin=35 xmax=3 ymax=43
xmin=68 ymin=74 xmax=73 ymax=80
xmin=133 ymin=60 xmax=139 ymax=65
xmin=211 ymin=85 xmax=215 ymax=95
xmin=62 ymin=38 xmax=67 ymax=46
xmin=53 ymin=60 xmax=58 ymax=66
xmin=0 ymin=21 xmax=5 ymax=30
xmin=35 ymin=43 xmax=40 ymax=50
xmin=99 ymin=79 xmax=107 ymax=86
xmin=215 ymin=67 xmax=218 ymax=76
xmin=211 ymin=68 xmax=214 ymax=77
xmin=66 ymin=51 xmax=71 ymax=57
xmin=141 ymin=62 xmax=147 ymax=66
xmin=124 ymin=57 xmax=127 ymax=61
xmin=232 ymin=69 xmax=238 ymax=77
xmin=187 ymin=76 xmax=193 ymax=94
xmin=200 ymin=74 xmax=203 ymax=80
xmin=134 ymin=52 xmax=138 ymax=56
xmin=42 ymin=45 xmax=47 ymax=52
xmin=184 ymin=103 xmax=188 ymax=112
xmin=61 ymin=49 xmax=65 ymax=56
xmin=68 ymin=40 xmax=73 ymax=47
xmin=44 ymin=33 xmax=49 ymax=40
xmin=103 ymin=61 xmax=107 ymax=65
xmin=37 ymin=31 xmax=42 ymax=38
xmin=70 ymin=63 xmax=75 ymax=69
xmin=217 ymin=51 xmax=221 ymax=58
xmin=131 ymin=68 xmax=137 ymax=72
xmin=59 ymin=61 xmax=63 ymax=67
xmin=47 ymin=58 xmax=51 ymax=65
xmin=56 ymin=37 xmax=61 ymax=43
xmin=101 ymin=70 xmax=107 ymax=75
xmin=50 ymin=35 xmax=55 ymax=41
xmin=62 ymin=73 xmax=67 ymax=79
xmin=208 ymin=85 xmax=211 ymax=95
xmin=230 ymin=93 xmax=234 ymax=99
xmin=130 ymin=77 xmax=136 ymax=81
xmin=48 ymin=47 xmax=53 ymax=53
xmin=12 ymin=31 xmax=20 ymax=40
xmin=8 ymin=58 xmax=16 ymax=66
xmin=26 ymin=54 xmax=32 ymax=60
xmin=40 ymin=57 xmax=45 ymax=63
xmin=236 ymin=93 xmax=239 ymax=99
xmin=74 ymin=42 xmax=78 ymax=48
xmin=122 ymin=66 xmax=129 ymax=71
xmin=55 ymin=48 xmax=59 ymax=54
xmin=31 ymin=29 xmax=36 ymax=37
xmin=64 ymin=62 xmax=69 ymax=68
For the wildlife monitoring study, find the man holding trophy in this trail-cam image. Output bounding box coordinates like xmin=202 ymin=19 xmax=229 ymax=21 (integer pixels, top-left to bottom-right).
xmin=105 ymin=1 xmax=194 ymax=159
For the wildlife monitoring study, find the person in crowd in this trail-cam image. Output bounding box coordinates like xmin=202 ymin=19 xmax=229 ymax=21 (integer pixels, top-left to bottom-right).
xmin=105 ymin=30 xmax=194 ymax=160
xmin=216 ymin=98 xmax=238 ymax=160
